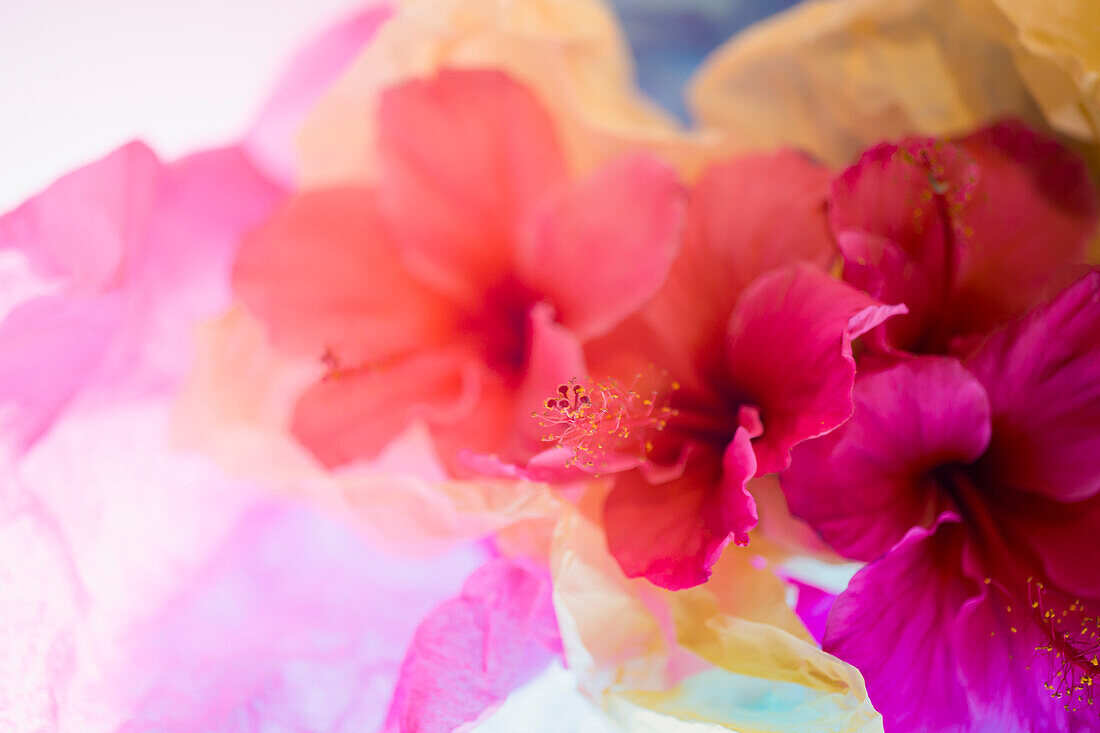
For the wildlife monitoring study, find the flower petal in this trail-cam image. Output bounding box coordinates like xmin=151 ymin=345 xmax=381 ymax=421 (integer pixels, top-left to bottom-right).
xmin=0 ymin=143 xmax=280 ymax=457
xmin=951 ymin=121 xmax=1097 ymax=334
xmin=233 ymin=188 xmax=454 ymax=366
xmin=383 ymin=559 xmax=559 ymax=732
xmin=377 ymin=68 xmax=568 ymax=299
xmin=643 ymin=151 xmax=835 ymax=369
xmin=783 ymin=357 xmax=991 ymax=561
xmin=245 ymin=5 xmax=393 ymax=188
xmin=953 ymin=572 xmax=1089 ymax=733
xmin=518 ymin=154 xmax=684 ymax=340
xmin=290 ymin=346 xmax=481 ymax=467
xmin=966 ymin=270 xmax=1100 ymax=502
xmin=824 ymin=517 xmax=975 ymax=731
xmin=604 ymin=429 xmax=756 ymax=590
xmin=725 ymin=263 xmax=905 ymax=476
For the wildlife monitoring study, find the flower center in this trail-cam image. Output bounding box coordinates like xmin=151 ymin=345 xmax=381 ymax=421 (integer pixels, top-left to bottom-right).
xmin=938 ymin=467 xmax=1100 ymax=712
xmin=534 ymin=374 xmax=677 ymax=472
xmin=463 ymin=277 xmax=538 ymax=382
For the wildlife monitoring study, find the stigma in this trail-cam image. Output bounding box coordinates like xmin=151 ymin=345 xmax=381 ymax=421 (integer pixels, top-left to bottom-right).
xmin=534 ymin=373 xmax=678 ymax=473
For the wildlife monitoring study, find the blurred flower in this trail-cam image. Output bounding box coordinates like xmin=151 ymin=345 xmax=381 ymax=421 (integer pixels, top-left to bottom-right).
xmin=234 ymin=68 xmax=684 ymax=471
xmin=0 ymin=142 xmax=279 ymax=461
xmin=296 ymin=0 xmax=740 ymax=188
xmin=688 ymin=0 xmax=1100 ymax=177
xmin=783 ymin=271 xmax=1100 ymax=730
xmin=0 ymin=141 xmax=486 ymax=731
xmin=832 ymin=121 xmax=1097 ymax=354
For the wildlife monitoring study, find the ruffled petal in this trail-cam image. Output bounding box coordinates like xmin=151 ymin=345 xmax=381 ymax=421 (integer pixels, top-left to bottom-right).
xmin=376 ymin=68 xmax=568 ymax=299
xmin=831 ymin=137 xmax=978 ymax=352
xmin=518 ymin=154 xmax=684 ymax=340
xmin=966 ymin=270 xmax=1100 ymax=502
xmin=725 ymin=263 xmax=905 ymax=476
xmin=824 ymin=517 xmax=975 ymax=731
xmin=604 ymin=430 xmax=756 ymax=590
xmin=783 ymin=358 xmax=991 ymax=561
xmin=383 ymin=559 xmax=558 ymax=732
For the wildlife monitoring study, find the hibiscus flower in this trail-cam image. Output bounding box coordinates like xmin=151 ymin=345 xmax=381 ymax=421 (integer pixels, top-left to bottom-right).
xmin=233 ymin=67 xmax=684 ymax=470
xmin=831 ymin=120 xmax=1097 ymax=355
xmin=783 ymin=271 xmax=1100 ymax=731
xmin=543 ymin=152 xmax=903 ymax=589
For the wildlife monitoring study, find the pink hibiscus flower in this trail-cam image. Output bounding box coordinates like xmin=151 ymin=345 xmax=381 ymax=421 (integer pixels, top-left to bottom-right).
xmin=233 ymin=68 xmax=684 ymax=471
xmin=545 ymin=152 xmax=904 ymax=589
xmin=832 ymin=120 xmax=1098 ymax=356
xmin=783 ymin=270 xmax=1100 ymax=731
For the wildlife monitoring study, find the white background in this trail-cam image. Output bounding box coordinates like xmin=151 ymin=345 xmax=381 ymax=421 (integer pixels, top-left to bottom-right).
xmin=0 ymin=0 xmax=367 ymax=211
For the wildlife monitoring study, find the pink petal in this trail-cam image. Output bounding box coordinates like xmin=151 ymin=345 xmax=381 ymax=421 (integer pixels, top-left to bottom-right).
xmin=783 ymin=358 xmax=991 ymax=561
xmin=245 ymin=5 xmax=393 ymax=188
xmin=383 ymin=559 xmax=559 ymax=732
xmin=513 ymin=302 xmax=587 ymax=454
xmin=824 ymin=516 xmax=974 ymax=731
xmin=233 ymin=188 xmax=454 ymax=366
xmin=0 ymin=143 xmax=280 ymax=456
xmin=518 ymin=154 xmax=684 ymax=340
xmin=785 ymin=578 xmax=835 ymax=646
xmin=604 ymin=431 xmax=756 ymax=590
xmin=966 ymin=270 xmax=1100 ymax=502
xmin=952 ymin=121 xmax=1098 ymax=335
xmin=644 ymin=151 xmax=835 ymax=368
xmin=290 ymin=346 xmax=481 ymax=468
xmin=118 ymin=501 xmax=484 ymax=733
xmin=377 ymin=69 xmax=568 ymax=300
xmin=725 ymin=264 xmax=905 ymax=476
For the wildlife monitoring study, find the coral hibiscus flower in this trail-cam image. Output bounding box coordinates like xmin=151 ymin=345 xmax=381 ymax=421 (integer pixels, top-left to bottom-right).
xmin=234 ymin=68 xmax=684 ymax=469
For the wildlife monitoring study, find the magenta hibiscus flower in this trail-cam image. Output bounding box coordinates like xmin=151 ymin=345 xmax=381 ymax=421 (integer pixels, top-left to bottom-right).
xmin=783 ymin=271 xmax=1100 ymax=731
xmin=832 ymin=121 xmax=1097 ymax=356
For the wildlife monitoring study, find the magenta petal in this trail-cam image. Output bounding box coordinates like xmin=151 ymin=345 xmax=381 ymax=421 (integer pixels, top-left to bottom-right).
xmin=953 ymin=574 xmax=1089 ymax=733
xmin=966 ymin=270 xmax=1100 ymax=502
xmin=783 ymin=358 xmax=991 ymax=561
xmin=519 ymin=154 xmax=684 ymax=340
xmin=830 ymin=137 xmax=977 ymax=264
xmin=785 ymin=578 xmax=835 ymax=646
xmin=383 ymin=559 xmax=558 ymax=733
xmin=825 ymin=516 xmax=975 ymax=731
xmin=118 ymin=502 xmax=483 ymax=732
xmin=245 ymin=5 xmax=393 ymax=188
xmin=725 ymin=263 xmax=905 ymax=476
